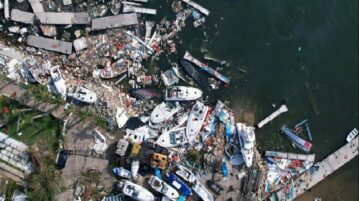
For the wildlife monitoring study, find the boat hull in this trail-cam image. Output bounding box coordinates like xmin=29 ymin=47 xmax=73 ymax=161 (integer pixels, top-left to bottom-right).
xmin=179 ymin=59 xmax=208 ymax=86
xmin=165 ymin=86 xmax=203 ymax=101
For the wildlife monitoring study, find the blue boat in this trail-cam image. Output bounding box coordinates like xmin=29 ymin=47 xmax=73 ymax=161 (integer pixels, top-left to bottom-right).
xmin=165 ymin=173 xmax=192 ymax=196
xmin=221 ymin=162 xmax=228 ymax=177
xmin=280 ymin=125 xmax=312 ymax=153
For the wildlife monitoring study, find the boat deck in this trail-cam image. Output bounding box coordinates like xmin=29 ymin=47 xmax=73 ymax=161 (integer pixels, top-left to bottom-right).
xmin=276 ymin=136 xmax=358 ymax=200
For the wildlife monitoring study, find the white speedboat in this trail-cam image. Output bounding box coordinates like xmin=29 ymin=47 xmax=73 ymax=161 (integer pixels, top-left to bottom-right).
xmin=50 ymin=65 xmax=66 ymax=99
xmin=156 ymin=127 xmax=188 ymax=148
xmin=175 ymin=164 xmax=196 ymax=183
xmin=346 ymin=128 xmax=358 ymax=142
xmin=186 ymin=101 xmax=209 ymax=141
xmin=117 ymin=179 xmax=154 ymax=201
xmin=236 ymin=123 xmax=256 ymax=168
xmin=67 ymin=86 xmax=97 ymax=103
xmin=165 ymin=86 xmax=203 ymax=101
xmin=115 ymin=107 xmax=129 ymax=128
xmin=148 ymin=175 xmax=180 ymax=201
xmin=113 ymin=167 xmax=131 ymax=179
xmin=192 ymin=180 xmax=214 ymax=201
xmin=124 ymin=126 xmax=158 ymax=144
xmin=131 ymin=160 xmax=140 ymax=180
xmin=150 ymin=102 xmax=182 ymax=124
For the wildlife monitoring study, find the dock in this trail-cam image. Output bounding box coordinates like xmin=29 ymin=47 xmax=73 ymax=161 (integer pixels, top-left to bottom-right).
xmin=11 ymin=9 xmax=35 ymax=25
xmin=91 ymin=13 xmax=138 ymax=31
xmin=181 ymin=0 xmax=210 ymax=16
xmin=26 ymin=35 xmax=72 ymax=54
xmin=36 ymin=12 xmax=91 ymax=25
xmin=275 ymin=136 xmax=358 ymax=200
xmin=265 ymin=151 xmax=315 ymax=162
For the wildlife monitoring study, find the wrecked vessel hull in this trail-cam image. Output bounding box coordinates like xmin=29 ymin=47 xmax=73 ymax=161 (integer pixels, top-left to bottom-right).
xmin=179 ymin=59 xmax=208 ymax=86
xmin=130 ymin=88 xmax=163 ymax=100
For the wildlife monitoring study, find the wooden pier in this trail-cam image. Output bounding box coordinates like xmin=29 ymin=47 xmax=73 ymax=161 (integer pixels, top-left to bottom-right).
xmin=275 ymin=136 xmax=358 ymax=200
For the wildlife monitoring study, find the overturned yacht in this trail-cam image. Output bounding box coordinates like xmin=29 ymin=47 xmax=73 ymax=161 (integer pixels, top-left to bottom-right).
xmin=50 ymin=65 xmax=66 ymax=99
xmin=165 ymin=86 xmax=203 ymax=101
xmin=67 ymin=86 xmax=97 ymax=103
xmin=236 ymin=123 xmax=256 ymax=168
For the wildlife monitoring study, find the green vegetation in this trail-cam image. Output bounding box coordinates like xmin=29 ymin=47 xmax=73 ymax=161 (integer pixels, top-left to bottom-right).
xmin=0 ymin=96 xmax=61 ymax=153
xmin=186 ymin=150 xmax=202 ymax=163
xmin=28 ymin=165 xmax=60 ymax=201
xmin=25 ymin=84 xmax=64 ymax=106
xmin=5 ymin=180 xmax=16 ymax=201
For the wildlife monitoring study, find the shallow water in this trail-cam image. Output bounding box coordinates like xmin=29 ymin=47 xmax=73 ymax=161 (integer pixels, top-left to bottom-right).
xmin=152 ymin=0 xmax=358 ymax=200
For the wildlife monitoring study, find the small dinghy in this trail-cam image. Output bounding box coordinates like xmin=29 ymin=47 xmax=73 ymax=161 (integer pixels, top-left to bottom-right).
xmin=175 ymin=164 xmax=196 ymax=183
xmin=186 ymin=101 xmax=209 ymax=141
xmin=148 ymin=175 xmax=180 ymax=201
xmin=100 ymin=58 xmax=128 ymax=79
xmin=165 ymin=173 xmax=191 ymax=197
xmin=192 ymin=180 xmax=214 ymax=201
xmin=112 ymin=167 xmax=131 ymax=179
xmin=165 ymin=86 xmax=203 ymax=101
xmin=150 ymin=102 xmax=182 ymax=124
xmin=117 ymin=179 xmax=155 ymax=201
xmin=67 ymin=86 xmax=97 ymax=103
xmin=156 ymin=127 xmax=188 ymax=148
xmin=50 ymin=65 xmax=66 ymax=99
xmin=346 ymin=128 xmax=358 ymax=142
xmin=115 ymin=107 xmax=129 ymax=128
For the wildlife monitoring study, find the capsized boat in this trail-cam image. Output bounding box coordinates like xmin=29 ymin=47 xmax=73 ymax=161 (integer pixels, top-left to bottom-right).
xmin=165 ymin=86 xmax=203 ymax=101
xmin=186 ymin=101 xmax=209 ymax=141
xmin=50 ymin=65 xmax=66 ymax=99
xmin=280 ymin=125 xmax=312 ymax=153
xmin=112 ymin=167 xmax=131 ymax=179
xmin=117 ymin=179 xmax=154 ymax=201
xmin=156 ymin=127 xmax=188 ymax=148
xmin=236 ymin=123 xmax=256 ymax=168
xmin=150 ymin=102 xmax=182 ymax=124
xmin=175 ymin=164 xmax=196 ymax=183
xmin=130 ymin=88 xmax=162 ymax=100
xmin=67 ymin=86 xmax=97 ymax=103
xmin=148 ymin=175 xmax=180 ymax=201
xmin=115 ymin=107 xmax=129 ymax=128
xmin=183 ymin=51 xmax=230 ymax=84
xmin=179 ymin=59 xmax=208 ymax=86
xmin=21 ymin=59 xmax=49 ymax=85
xmin=192 ymin=180 xmax=214 ymax=201
xmin=100 ymin=58 xmax=128 ymax=79
xmin=165 ymin=173 xmax=191 ymax=196
xmin=346 ymin=128 xmax=358 ymax=142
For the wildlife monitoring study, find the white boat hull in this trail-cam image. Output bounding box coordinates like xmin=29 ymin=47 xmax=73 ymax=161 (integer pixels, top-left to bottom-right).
xmin=150 ymin=102 xmax=181 ymax=124
xmin=236 ymin=123 xmax=256 ymax=168
xmin=118 ymin=180 xmax=154 ymax=201
xmin=148 ymin=176 xmax=180 ymax=200
xmin=186 ymin=101 xmax=209 ymax=141
xmin=192 ymin=180 xmax=214 ymax=201
xmin=156 ymin=127 xmax=188 ymax=148
xmin=68 ymin=86 xmax=97 ymax=103
xmin=175 ymin=164 xmax=196 ymax=183
xmin=50 ymin=66 xmax=66 ymax=99
xmin=165 ymin=86 xmax=203 ymax=101
xmin=116 ymin=107 xmax=129 ymax=128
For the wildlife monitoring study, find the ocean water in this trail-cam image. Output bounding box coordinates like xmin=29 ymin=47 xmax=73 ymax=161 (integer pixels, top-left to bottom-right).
xmin=152 ymin=0 xmax=358 ymax=200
